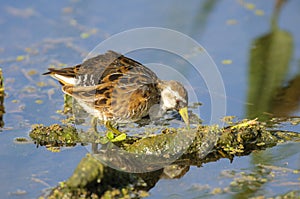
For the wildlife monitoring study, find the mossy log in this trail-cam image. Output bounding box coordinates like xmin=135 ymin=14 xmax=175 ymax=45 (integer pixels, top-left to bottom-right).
xmin=30 ymin=119 xmax=300 ymax=199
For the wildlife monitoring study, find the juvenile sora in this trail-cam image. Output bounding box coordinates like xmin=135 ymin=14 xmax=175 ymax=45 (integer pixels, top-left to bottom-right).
xmin=44 ymin=51 xmax=189 ymax=134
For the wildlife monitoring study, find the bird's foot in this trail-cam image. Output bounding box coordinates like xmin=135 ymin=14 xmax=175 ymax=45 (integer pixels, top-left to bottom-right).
xmin=105 ymin=121 xmax=127 ymax=142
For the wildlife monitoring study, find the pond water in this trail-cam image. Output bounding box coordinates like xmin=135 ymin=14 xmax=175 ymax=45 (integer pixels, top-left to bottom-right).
xmin=0 ymin=0 xmax=300 ymax=198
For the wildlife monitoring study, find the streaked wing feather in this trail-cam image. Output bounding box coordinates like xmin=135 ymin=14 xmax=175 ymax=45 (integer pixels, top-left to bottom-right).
xmin=62 ymin=83 xmax=113 ymax=103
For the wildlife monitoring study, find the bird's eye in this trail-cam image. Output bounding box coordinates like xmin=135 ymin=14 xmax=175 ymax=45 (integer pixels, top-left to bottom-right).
xmin=176 ymin=100 xmax=181 ymax=108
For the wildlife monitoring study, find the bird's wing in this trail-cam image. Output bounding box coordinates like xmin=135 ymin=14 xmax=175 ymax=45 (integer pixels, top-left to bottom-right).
xmin=62 ymin=82 xmax=113 ymax=103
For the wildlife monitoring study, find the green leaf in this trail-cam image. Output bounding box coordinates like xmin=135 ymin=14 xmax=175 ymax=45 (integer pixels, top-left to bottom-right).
xmin=110 ymin=133 xmax=126 ymax=142
xmin=106 ymin=131 xmax=114 ymax=140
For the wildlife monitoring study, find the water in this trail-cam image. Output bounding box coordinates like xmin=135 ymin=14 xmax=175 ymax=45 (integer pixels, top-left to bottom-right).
xmin=0 ymin=0 xmax=300 ymax=198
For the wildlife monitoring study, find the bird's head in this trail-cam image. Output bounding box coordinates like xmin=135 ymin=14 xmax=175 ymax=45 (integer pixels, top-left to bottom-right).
xmin=158 ymin=80 xmax=189 ymax=127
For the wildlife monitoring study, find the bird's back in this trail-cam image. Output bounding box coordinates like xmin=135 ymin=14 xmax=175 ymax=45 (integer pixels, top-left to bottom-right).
xmin=44 ymin=51 xmax=161 ymax=123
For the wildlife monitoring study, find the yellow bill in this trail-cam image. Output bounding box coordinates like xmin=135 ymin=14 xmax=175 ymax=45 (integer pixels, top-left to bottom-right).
xmin=179 ymin=107 xmax=190 ymax=129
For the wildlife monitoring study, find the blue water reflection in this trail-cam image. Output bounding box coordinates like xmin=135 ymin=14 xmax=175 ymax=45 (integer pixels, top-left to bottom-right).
xmin=0 ymin=0 xmax=299 ymax=198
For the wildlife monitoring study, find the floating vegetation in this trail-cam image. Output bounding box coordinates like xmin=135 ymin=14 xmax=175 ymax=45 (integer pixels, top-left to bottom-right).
xmin=221 ymin=59 xmax=233 ymax=65
xmin=13 ymin=137 xmax=31 ymax=144
xmin=16 ymin=55 xmax=26 ymax=62
xmin=34 ymin=99 xmax=43 ymax=104
xmin=30 ymin=118 xmax=300 ymax=198
xmin=30 ymin=124 xmax=79 ymax=148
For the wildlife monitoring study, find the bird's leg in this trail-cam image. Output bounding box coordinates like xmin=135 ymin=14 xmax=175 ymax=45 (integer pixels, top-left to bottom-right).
xmin=105 ymin=121 xmax=122 ymax=135
xmin=91 ymin=117 xmax=99 ymax=154
xmin=105 ymin=121 xmax=127 ymax=142
xmin=91 ymin=117 xmax=98 ymax=132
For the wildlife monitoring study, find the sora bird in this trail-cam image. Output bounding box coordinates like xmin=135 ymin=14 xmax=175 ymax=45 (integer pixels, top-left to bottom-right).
xmin=43 ymin=51 xmax=189 ymax=135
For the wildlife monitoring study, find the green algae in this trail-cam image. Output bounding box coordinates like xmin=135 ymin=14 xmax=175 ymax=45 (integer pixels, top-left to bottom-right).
xmin=43 ymin=154 xmax=151 ymax=199
xmin=30 ymin=118 xmax=300 ymax=198
xmin=13 ymin=137 xmax=31 ymax=144
xmin=30 ymin=124 xmax=79 ymax=148
xmin=29 ymin=118 xmax=300 ymax=159
xmin=66 ymin=154 xmax=104 ymax=188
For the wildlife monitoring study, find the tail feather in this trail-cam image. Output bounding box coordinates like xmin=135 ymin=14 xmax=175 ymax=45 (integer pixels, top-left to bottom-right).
xmin=43 ymin=65 xmax=81 ymax=85
xmin=43 ymin=65 xmax=80 ymax=77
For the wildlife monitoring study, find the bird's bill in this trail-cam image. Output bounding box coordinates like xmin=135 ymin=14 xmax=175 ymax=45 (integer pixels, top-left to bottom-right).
xmin=179 ymin=107 xmax=190 ymax=128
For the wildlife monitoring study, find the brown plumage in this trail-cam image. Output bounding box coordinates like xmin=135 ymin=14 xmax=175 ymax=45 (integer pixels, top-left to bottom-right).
xmin=44 ymin=50 xmax=189 ymax=126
